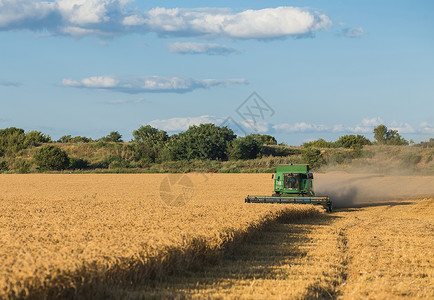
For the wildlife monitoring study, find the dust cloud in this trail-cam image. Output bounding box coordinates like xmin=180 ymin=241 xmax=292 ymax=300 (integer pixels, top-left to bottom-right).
xmin=314 ymin=172 xmax=434 ymax=208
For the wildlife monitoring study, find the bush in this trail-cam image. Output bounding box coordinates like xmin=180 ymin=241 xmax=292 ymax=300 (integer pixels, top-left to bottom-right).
xmin=19 ymin=161 xmax=31 ymax=173
xmin=24 ymin=130 xmax=51 ymax=146
xmin=335 ymin=135 xmax=371 ymax=149
xmin=351 ymin=145 xmax=363 ymax=158
xmin=229 ymin=135 xmax=262 ymax=160
xmin=34 ymin=145 xmax=70 ymax=171
xmin=69 ymin=157 xmax=89 ymax=170
xmin=302 ymin=138 xmax=335 ymax=148
xmin=100 ymin=131 xmax=123 ymax=142
xmin=0 ymin=160 xmax=8 ymax=171
xmin=1 ymin=128 xmax=51 ymax=157
xmin=302 ymin=148 xmax=323 ymax=170
xmin=248 ymin=134 xmax=277 ymax=145
xmin=401 ymin=152 xmax=422 ymax=168
xmin=0 ymin=127 xmax=26 ymax=156
xmin=327 ymin=152 xmax=348 ymax=165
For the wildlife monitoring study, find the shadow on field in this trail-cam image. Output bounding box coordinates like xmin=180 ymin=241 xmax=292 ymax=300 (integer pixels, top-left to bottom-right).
xmin=124 ymin=213 xmax=340 ymax=299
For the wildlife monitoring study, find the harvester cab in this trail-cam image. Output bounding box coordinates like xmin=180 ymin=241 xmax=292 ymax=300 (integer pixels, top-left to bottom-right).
xmin=273 ymin=164 xmax=314 ymax=197
xmin=245 ymin=164 xmax=332 ymax=212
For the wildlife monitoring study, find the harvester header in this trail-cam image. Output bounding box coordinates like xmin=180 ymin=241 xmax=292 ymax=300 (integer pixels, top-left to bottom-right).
xmin=245 ymin=164 xmax=332 ymax=212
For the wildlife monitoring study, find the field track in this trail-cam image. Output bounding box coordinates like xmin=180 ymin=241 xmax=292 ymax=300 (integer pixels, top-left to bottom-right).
xmin=127 ymin=197 xmax=434 ymax=299
xmin=0 ymin=173 xmax=433 ymax=299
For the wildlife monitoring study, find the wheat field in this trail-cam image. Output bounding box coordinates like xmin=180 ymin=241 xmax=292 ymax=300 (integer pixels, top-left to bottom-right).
xmin=1 ymin=173 xmax=433 ymax=299
xmin=0 ymin=173 xmax=319 ymax=299
xmin=127 ymin=195 xmax=434 ymax=299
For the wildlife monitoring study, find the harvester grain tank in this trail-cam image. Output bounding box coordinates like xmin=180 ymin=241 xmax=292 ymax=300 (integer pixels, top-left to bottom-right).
xmin=245 ymin=164 xmax=332 ymax=212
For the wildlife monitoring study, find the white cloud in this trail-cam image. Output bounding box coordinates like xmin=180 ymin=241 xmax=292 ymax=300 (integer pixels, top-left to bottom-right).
xmin=361 ymin=117 xmax=383 ymax=127
xmin=62 ymin=75 xmax=247 ymax=93
xmin=338 ymin=27 xmax=364 ymax=38
xmin=419 ymin=122 xmax=434 ymax=134
xmin=122 ymin=14 xmax=146 ymax=26
xmin=0 ymin=2 xmax=332 ymax=39
xmin=0 ymin=0 xmax=55 ymax=28
xmin=142 ymin=6 xmax=332 ymax=39
xmin=148 ymin=115 xmax=226 ymax=131
xmin=344 ymin=117 xmax=384 ymax=133
xmin=332 ymin=124 xmax=345 ymax=132
xmin=169 ymin=42 xmax=239 ymax=55
xmin=242 ymin=120 xmax=270 ymax=133
xmin=56 ymin=0 xmax=111 ymax=25
xmin=272 ymin=122 xmax=329 ymax=133
xmin=347 ymin=126 xmax=372 ymax=133
xmin=389 ymin=121 xmax=415 ymax=134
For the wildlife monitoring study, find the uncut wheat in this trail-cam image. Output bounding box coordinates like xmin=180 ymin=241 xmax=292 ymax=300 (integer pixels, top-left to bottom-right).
xmin=0 ymin=173 xmax=319 ymax=298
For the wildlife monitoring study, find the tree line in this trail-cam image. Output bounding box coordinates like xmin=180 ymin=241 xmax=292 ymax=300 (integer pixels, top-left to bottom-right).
xmin=0 ymin=123 xmax=426 ymax=172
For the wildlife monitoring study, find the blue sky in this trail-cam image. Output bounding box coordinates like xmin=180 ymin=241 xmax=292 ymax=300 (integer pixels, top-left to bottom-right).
xmin=1 ymin=0 xmax=433 ymax=145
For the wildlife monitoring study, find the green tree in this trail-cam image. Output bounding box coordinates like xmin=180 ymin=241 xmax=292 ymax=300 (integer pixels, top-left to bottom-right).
xmin=58 ymin=135 xmax=73 ymax=143
xmin=302 ymin=138 xmax=335 ymax=148
xmin=373 ymin=125 xmax=408 ymax=145
xmin=0 ymin=127 xmax=26 ymax=156
xmin=302 ymin=148 xmax=323 ymax=170
xmin=133 ymin=125 xmax=168 ymax=143
xmin=24 ymin=130 xmax=51 ymax=146
xmin=249 ymin=134 xmax=277 ymax=145
xmin=335 ymin=134 xmax=371 ymax=149
xmin=229 ymin=135 xmax=262 ymax=159
xmin=386 ymin=129 xmax=409 ymax=145
xmin=1 ymin=127 xmax=52 ymax=157
xmin=374 ymin=124 xmax=388 ymax=144
xmin=34 ymin=145 xmax=70 ymax=171
xmin=164 ymin=124 xmax=236 ymax=161
xmin=100 ymin=131 xmax=123 ymax=142
xmin=58 ymin=135 xmax=92 ymax=143
xmin=132 ymin=125 xmax=169 ymax=163
xmin=71 ymin=136 xmax=92 ymax=143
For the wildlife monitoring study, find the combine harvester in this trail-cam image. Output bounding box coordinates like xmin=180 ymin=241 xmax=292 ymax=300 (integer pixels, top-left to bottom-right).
xmin=245 ymin=164 xmax=333 ymax=212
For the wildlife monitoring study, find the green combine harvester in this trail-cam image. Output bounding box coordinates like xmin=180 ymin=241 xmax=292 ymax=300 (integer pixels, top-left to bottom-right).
xmin=245 ymin=164 xmax=333 ymax=212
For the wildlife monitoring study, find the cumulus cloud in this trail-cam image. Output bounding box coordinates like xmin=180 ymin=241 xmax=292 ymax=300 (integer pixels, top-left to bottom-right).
xmin=140 ymin=6 xmax=331 ymax=39
xmin=148 ymin=115 xmax=226 ymax=131
xmin=62 ymin=75 xmax=247 ymax=93
xmin=0 ymin=1 xmax=332 ymax=39
xmin=344 ymin=117 xmax=383 ymax=133
xmin=419 ymin=122 xmax=434 ymax=134
xmin=242 ymin=120 xmax=270 ymax=133
xmin=361 ymin=117 xmax=383 ymax=127
xmin=169 ymin=42 xmax=239 ymax=55
xmin=338 ymin=27 xmax=364 ymax=38
xmin=389 ymin=121 xmax=415 ymax=134
xmin=347 ymin=126 xmax=373 ymax=133
xmin=0 ymin=0 xmax=56 ymax=29
xmin=332 ymin=124 xmax=345 ymax=133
